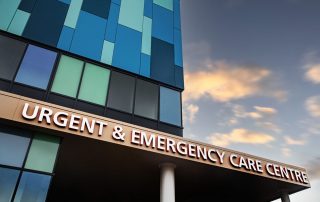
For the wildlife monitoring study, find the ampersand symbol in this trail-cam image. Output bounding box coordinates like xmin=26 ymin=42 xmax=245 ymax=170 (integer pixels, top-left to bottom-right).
xmin=112 ymin=125 xmax=125 ymax=141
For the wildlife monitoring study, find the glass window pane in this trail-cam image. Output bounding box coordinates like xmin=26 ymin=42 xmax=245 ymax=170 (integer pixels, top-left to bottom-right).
xmin=0 ymin=35 xmax=26 ymax=80
xmin=15 ymin=45 xmax=57 ymax=89
xmin=160 ymin=87 xmax=181 ymax=126
xmin=24 ymin=134 xmax=60 ymax=173
xmin=51 ymin=55 xmax=84 ymax=97
xmin=107 ymin=72 xmax=135 ymax=113
xmin=78 ymin=63 xmax=110 ymax=105
xmin=0 ymin=167 xmax=20 ymax=202
xmin=0 ymin=130 xmax=30 ymax=167
xmin=134 ymin=79 xmax=158 ymax=120
xmin=14 ymin=172 xmax=51 ymax=202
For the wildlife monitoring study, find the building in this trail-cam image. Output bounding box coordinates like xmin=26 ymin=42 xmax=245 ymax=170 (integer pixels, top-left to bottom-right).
xmin=0 ymin=0 xmax=309 ymax=201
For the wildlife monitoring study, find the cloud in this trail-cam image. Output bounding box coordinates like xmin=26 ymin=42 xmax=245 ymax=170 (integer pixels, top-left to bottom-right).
xmin=254 ymin=106 xmax=277 ymax=115
xmin=306 ymin=157 xmax=320 ymax=180
xmin=284 ymin=136 xmax=306 ymax=146
xmin=232 ymin=105 xmax=277 ymax=120
xmin=303 ymin=51 xmax=320 ymax=84
xmin=208 ymin=128 xmax=275 ymax=147
xmin=305 ymin=96 xmax=320 ymax=118
xmin=183 ymin=63 xmax=272 ymax=102
xmin=305 ymin=64 xmax=320 ymax=84
xmin=257 ymin=122 xmax=282 ymax=133
xmin=282 ymin=147 xmax=291 ymax=157
xmin=183 ymin=103 xmax=199 ymax=124
xmin=228 ymin=118 xmax=238 ymax=125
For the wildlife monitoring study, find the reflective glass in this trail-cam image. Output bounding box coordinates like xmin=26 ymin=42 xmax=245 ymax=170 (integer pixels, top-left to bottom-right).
xmin=134 ymin=79 xmax=158 ymax=120
xmin=15 ymin=45 xmax=57 ymax=89
xmin=25 ymin=134 xmax=60 ymax=173
xmin=0 ymin=131 xmax=30 ymax=167
xmin=51 ymin=55 xmax=84 ymax=97
xmin=14 ymin=172 xmax=51 ymax=202
xmin=160 ymin=87 xmax=181 ymax=126
xmin=107 ymin=72 xmax=135 ymax=113
xmin=0 ymin=167 xmax=19 ymax=202
xmin=78 ymin=63 xmax=110 ymax=105
xmin=0 ymin=35 xmax=26 ymax=80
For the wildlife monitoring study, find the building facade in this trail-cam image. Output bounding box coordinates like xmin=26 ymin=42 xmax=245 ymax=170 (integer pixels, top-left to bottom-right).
xmin=0 ymin=0 xmax=309 ymax=202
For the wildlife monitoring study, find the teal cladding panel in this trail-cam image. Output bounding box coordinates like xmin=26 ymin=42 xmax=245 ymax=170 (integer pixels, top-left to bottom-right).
xmin=153 ymin=0 xmax=173 ymax=11
xmin=118 ymin=0 xmax=144 ymax=32
xmin=64 ymin=0 xmax=83 ymax=28
xmin=101 ymin=40 xmax=114 ymax=65
xmin=141 ymin=17 xmax=152 ymax=55
xmin=7 ymin=9 xmax=30 ymax=36
xmin=0 ymin=0 xmax=21 ymax=30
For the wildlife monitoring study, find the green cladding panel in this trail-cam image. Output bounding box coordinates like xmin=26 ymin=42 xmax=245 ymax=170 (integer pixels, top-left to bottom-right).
xmin=24 ymin=134 xmax=60 ymax=173
xmin=78 ymin=63 xmax=110 ymax=105
xmin=51 ymin=55 xmax=84 ymax=97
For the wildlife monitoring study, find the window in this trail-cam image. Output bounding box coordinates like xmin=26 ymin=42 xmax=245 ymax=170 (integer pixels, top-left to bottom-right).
xmin=0 ymin=167 xmax=19 ymax=202
xmin=51 ymin=55 xmax=84 ymax=97
xmin=134 ymin=79 xmax=158 ymax=120
xmin=0 ymin=131 xmax=30 ymax=167
xmin=0 ymin=125 xmax=60 ymax=202
xmin=24 ymin=134 xmax=60 ymax=173
xmin=107 ymin=72 xmax=135 ymax=113
xmin=15 ymin=45 xmax=57 ymax=89
xmin=0 ymin=35 xmax=26 ymax=80
xmin=160 ymin=87 xmax=181 ymax=126
xmin=14 ymin=172 xmax=51 ymax=202
xmin=78 ymin=63 xmax=110 ymax=105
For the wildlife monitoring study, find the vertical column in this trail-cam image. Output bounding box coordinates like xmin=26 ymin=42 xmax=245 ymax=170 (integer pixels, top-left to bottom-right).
xmin=281 ymin=193 xmax=290 ymax=202
xmin=160 ymin=163 xmax=176 ymax=202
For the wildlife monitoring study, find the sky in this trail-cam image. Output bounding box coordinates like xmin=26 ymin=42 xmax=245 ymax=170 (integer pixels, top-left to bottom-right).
xmin=180 ymin=0 xmax=320 ymax=201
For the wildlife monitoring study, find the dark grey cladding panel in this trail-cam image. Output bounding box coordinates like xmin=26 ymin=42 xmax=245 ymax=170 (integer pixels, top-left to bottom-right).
xmin=81 ymin=0 xmax=111 ymax=19
xmin=151 ymin=37 xmax=175 ymax=87
xmin=23 ymin=0 xmax=68 ymax=46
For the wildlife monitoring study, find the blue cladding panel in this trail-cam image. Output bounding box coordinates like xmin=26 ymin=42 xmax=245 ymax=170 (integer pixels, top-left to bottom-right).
xmin=57 ymin=26 xmax=74 ymax=51
xmin=151 ymin=37 xmax=175 ymax=86
xmin=0 ymin=131 xmax=30 ymax=167
xmin=152 ymin=4 xmax=173 ymax=44
xmin=174 ymin=0 xmax=181 ymax=29
xmin=0 ymin=167 xmax=20 ymax=202
xmin=15 ymin=45 xmax=57 ymax=89
xmin=70 ymin=11 xmax=107 ymax=61
xmin=22 ymin=0 xmax=68 ymax=46
xmin=105 ymin=2 xmax=120 ymax=42
xmin=81 ymin=0 xmax=111 ymax=19
xmin=160 ymin=87 xmax=181 ymax=126
xmin=18 ymin=0 xmax=37 ymax=13
xmin=175 ymin=65 xmax=184 ymax=89
xmin=174 ymin=29 xmax=183 ymax=67
xmin=14 ymin=172 xmax=51 ymax=202
xmin=113 ymin=25 xmax=142 ymax=74
xmin=140 ymin=53 xmax=151 ymax=77
xmin=144 ymin=0 xmax=153 ymax=18
xmin=112 ymin=0 xmax=121 ymax=5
